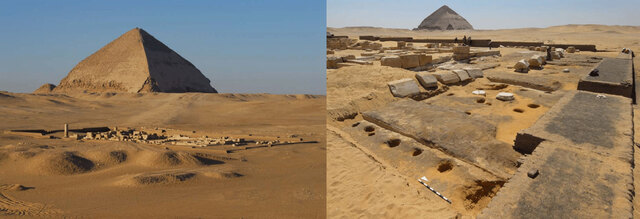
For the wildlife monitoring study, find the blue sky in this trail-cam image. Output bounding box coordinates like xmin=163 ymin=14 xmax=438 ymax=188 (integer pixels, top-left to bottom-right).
xmin=0 ymin=0 xmax=326 ymax=94
xmin=328 ymin=0 xmax=640 ymax=29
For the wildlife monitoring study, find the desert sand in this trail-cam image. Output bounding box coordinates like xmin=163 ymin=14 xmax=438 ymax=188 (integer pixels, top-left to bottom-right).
xmin=0 ymin=91 xmax=326 ymax=217
xmin=327 ymin=24 xmax=640 ymax=218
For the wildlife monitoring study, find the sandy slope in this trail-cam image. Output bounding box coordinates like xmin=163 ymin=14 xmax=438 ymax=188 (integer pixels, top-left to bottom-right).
xmin=0 ymin=91 xmax=325 ymax=218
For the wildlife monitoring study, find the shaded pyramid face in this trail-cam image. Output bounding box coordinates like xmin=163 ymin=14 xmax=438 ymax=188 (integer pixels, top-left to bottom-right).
xmin=416 ymin=5 xmax=473 ymax=30
xmin=55 ymin=28 xmax=217 ymax=93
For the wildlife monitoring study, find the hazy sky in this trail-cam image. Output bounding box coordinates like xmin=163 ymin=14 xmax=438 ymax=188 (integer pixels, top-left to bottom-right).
xmin=0 ymin=0 xmax=325 ymax=94
xmin=328 ymin=0 xmax=640 ymax=29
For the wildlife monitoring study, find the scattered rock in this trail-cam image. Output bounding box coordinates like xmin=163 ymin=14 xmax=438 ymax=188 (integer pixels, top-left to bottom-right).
xmin=527 ymin=169 xmax=539 ymax=178
xmin=496 ymin=92 xmax=515 ymax=101
xmin=563 ymin=68 xmax=570 ymax=73
xmin=472 ymin=90 xmax=486 ymax=96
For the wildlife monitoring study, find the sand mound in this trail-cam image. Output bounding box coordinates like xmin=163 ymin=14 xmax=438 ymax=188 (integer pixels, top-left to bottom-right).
xmin=33 ymin=152 xmax=95 ymax=175
xmin=200 ymin=170 xmax=242 ymax=179
xmin=85 ymin=150 xmax=128 ymax=166
xmin=0 ymin=184 xmax=31 ymax=191
xmin=116 ymin=170 xmax=198 ymax=186
xmin=136 ymin=151 xmax=219 ymax=167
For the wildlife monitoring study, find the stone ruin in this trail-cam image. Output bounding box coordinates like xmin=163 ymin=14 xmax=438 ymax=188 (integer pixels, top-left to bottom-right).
xmin=5 ymin=124 xmax=307 ymax=152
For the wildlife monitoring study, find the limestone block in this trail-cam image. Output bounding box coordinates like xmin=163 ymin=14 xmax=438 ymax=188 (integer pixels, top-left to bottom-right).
xmin=463 ymin=67 xmax=484 ymax=78
xmin=452 ymin=69 xmax=471 ymax=82
xmin=496 ymin=92 xmax=515 ymax=101
xmin=514 ymin=59 xmax=530 ymax=73
xmin=566 ymin=46 xmax=576 ymax=53
xmin=415 ymin=72 xmax=438 ymax=89
xmin=418 ymin=54 xmax=432 ymax=66
xmin=387 ymin=78 xmax=420 ymax=97
xmin=397 ymin=41 xmax=406 ymax=48
xmin=327 ymin=56 xmax=342 ymax=69
xmin=433 ymin=72 xmax=461 ymax=84
xmin=381 ymin=56 xmax=402 ymax=68
xmin=453 ymin=46 xmax=470 ymax=54
xmin=528 ymin=55 xmax=543 ymax=68
xmin=399 ymin=54 xmax=421 ymax=68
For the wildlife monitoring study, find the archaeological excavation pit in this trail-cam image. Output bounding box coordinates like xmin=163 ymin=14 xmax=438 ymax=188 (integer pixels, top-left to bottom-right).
xmin=527 ymin=103 xmax=540 ymax=109
xmin=385 ymin=139 xmax=401 ymax=148
xmin=411 ymin=148 xmax=423 ymax=156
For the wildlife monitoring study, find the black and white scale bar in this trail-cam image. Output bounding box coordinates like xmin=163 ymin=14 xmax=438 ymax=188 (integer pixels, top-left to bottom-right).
xmin=418 ymin=176 xmax=451 ymax=204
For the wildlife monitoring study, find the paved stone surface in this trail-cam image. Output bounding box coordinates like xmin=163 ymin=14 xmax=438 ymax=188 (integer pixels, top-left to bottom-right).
xmin=577 ymin=58 xmax=633 ymax=98
xmin=342 ymin=120 xmax=500 ymax=202
xmin=478 ymin=142 xmax=633 ymax=219
xmin=514 ymin=90 xmax=633 ymax=163
xmin=361 ymin=99 xmax=519 ymax=178
xmin=486 ymin=72 xmax=561 ymax=92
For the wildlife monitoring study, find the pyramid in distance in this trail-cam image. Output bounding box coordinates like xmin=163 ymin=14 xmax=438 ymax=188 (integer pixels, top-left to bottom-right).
xmin=54 ymin=28 xmax=217 ymax=93
xmin=415 ymin=5 xmax=473 ymax=30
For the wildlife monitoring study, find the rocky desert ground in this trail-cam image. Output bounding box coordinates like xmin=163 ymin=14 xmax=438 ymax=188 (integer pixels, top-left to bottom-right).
xmin=327 ymin=24 xmax=640 ymax=218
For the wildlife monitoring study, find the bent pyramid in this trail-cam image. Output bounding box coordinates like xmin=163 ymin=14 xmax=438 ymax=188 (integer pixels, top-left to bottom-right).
xmin=54 ymin=28 xmax=217 ymax=93
xmin=415 ymin=5 xmax=473 ymax=30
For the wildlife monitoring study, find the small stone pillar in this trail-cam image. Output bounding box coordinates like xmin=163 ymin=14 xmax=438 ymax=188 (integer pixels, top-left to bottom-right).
xmin=64 ymin=124 xmax=69 ymax=138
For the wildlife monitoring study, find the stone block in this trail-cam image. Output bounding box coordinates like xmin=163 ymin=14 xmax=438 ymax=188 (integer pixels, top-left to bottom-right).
xmin=514 ymin=59 xmax=529 ymax=73
xmin=452 ymin=69 xmax=471 ymax=82
xmin=387 ymin=78 xmax=420 ymax=97
xmin=327 ymin=56 xmax=342 ymax=69
xmin=433 ymin=72 xmax=460 ymax=84
xmin=528 ymin=55 xmax=543 ymax=68
xmin=566 ymin=46 xmax=576 ymax=53
xmin=381 ymin=56 xmax=402 ymax=68
xmin=415 ymin=72 xmax=438 ymax=89
xmin=399 ymin=54 xmax=421 ymax=68
xmin=418 ymin=54 xmax=432 ymax=66
xmin=463 ymin=67 xmax=484 ymax=78
xmin=453 ymin=46 xmax=470 ymax=54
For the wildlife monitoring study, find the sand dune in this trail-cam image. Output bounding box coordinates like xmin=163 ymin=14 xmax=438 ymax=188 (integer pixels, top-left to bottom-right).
xmin=0 ymin=91 xmax=326 ymax=217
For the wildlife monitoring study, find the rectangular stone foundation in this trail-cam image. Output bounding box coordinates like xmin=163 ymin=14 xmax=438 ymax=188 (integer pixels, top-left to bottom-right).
xmin=514 ymin=90 xmax=632 ymax=162
xmin=577 ymin=58 xmax=633 ymax=98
